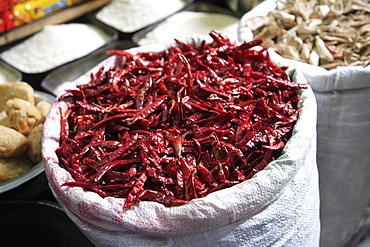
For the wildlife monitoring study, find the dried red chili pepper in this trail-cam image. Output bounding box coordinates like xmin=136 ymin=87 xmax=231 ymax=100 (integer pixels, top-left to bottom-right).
xmin=56 ymin=30 xmax=308 ymax=210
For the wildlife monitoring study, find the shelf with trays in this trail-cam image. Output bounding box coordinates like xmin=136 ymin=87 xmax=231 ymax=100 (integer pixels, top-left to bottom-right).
xmin=0 ymin=0 xmax=112 ymax=47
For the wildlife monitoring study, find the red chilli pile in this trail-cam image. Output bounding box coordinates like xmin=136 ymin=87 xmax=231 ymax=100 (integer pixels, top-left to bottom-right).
xmin=56 ymin=31 xmax=308 ymax=209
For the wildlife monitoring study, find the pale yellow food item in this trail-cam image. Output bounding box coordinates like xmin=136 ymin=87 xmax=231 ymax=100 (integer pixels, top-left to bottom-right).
xmin=245 ymin=0 xmax=370 ymax=69
xmin=0 ymin=155 xmax=33 ymax=183
xmin=0 ymin=82 xmax=34 ymax=111
xmin=0 ymin=111 xmax=11 ymax=127
xmin=27 ymin=123 xmax=43 ymax=163
xmin=0 ymin=82 xmax=53 ymax=184
xmin=0 ymin=125 xmax=28 ymax=158
xmin=35 ymin=101 xmax=51 ymax=123
xmin=5 ymin=98 xmax=42 ymax=135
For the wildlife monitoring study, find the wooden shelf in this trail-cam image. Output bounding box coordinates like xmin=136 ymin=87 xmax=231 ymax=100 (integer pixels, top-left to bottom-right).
xmin=0 ymin=0 xmax=112 ymax=47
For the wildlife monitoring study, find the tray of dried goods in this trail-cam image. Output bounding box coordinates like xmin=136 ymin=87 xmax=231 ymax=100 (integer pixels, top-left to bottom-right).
xmin=93 ymin=0 xmax=192 ymax=39
xmin=132 ymin=2 xmax=240 ymax=46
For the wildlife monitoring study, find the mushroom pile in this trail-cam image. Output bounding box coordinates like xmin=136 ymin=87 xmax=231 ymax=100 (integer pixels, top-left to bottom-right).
xmin=244 ymin=0 xmax=370 ymax=69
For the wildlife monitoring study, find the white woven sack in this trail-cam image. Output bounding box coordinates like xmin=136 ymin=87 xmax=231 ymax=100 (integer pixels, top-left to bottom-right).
xmin=237 ymin=2 xmax=370 ymax=246
xmin=265 ymin=56 xmax=370 ymax=247
xmin=42 ymin=41 xmax=320 ymax=247
xmin=298 ymin=63 xmax=370 ymax=247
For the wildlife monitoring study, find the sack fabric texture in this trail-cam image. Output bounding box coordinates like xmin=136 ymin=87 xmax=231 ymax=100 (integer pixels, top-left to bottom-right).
xmin=302 ymin=64 xmax=370 ymax=247
xmin=238 ymin=2 xmax=370 ymax=245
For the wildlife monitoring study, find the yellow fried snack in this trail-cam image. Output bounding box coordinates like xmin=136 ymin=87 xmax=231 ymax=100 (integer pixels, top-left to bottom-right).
xmin=35 ymin=101 xmax=51 ymax=123
xmin=26 ymin=123 xmax=43 ymax=163
xmin=0 ymin=125 xmax=28 ymax=158
xmin=5 ymin=98 xmax=42 ymax=135
xmin=0 ymin=82 xmax=34 ymax=111
xmin=0 ymin=81 xmax=52 ymax=184
xmin=0 ymin=111 xmax=11 ymax=127
xmin=0 ymin=155 xmax=33 ymax=183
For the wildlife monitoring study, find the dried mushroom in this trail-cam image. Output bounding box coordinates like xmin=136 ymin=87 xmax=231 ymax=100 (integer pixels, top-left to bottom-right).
xmin=244 ymin=0 xmax=370 ymax=69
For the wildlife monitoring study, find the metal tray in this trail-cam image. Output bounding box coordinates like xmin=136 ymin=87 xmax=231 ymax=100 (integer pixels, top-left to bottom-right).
xmin=0 ymin=15 xmax=118 ymax=76
xmin=41 ymin=40 xmax=136 ymax=96
xmin=0 ymin=60 xmax=22 ymax=83
xmin=0 ymin=0 xmax=112 ymax=47
xmin=91 ymin=0 xmax=194 ymax=40
xmin=132 ymin=1 xmax=240 ymax=46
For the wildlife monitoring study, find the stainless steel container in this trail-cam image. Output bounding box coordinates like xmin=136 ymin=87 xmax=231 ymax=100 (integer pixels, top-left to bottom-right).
xmin=226 ymin=0 xmax=264 ymax=15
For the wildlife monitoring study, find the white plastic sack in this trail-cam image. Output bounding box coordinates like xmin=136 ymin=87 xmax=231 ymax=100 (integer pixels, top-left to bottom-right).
xmin=298 ymin=63 xmax=370 ymax=247
xmin=237 ymin=3 xmax=370 ymax=245
xmin=42 ymin=41 xmax=320 ymax=247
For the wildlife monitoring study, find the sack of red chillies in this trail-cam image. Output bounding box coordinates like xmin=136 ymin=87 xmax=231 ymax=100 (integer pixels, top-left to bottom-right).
xmin=42 ymin=31 xmax=319 ymax=246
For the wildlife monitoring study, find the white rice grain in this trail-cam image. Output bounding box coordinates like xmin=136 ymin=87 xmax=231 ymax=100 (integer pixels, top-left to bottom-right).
xmin=96 ymin=0 xmax=187 ymax=33
xmin=136 ymin=11 xmax=239 ymax=46
xmin=0 ymin=23 xmax=111 ymax=74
